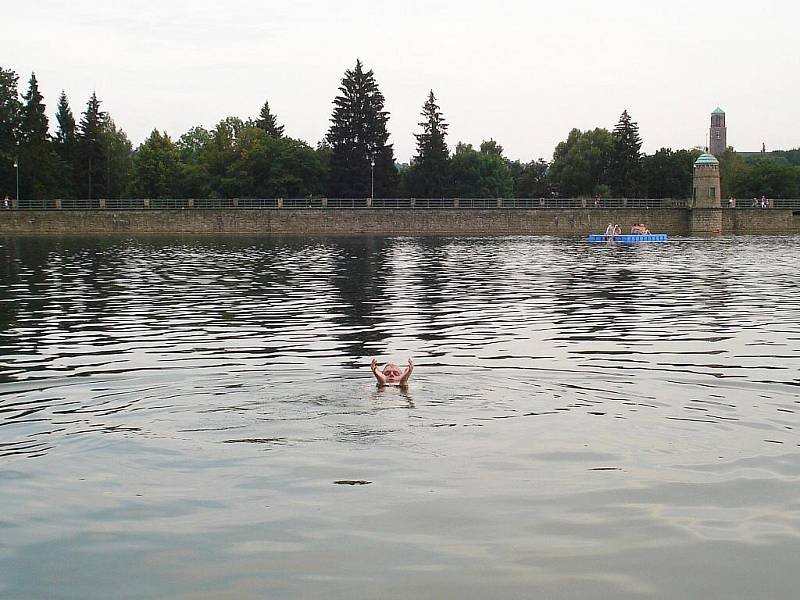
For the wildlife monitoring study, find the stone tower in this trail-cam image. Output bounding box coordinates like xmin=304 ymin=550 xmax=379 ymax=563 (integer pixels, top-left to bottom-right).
xmin=690 ymin=153 xmax=722 ymax=234
xmin=692 ymin=153 xmax=721 ymax=208
xmin=709 ymin=107 xmax=726 ymax=157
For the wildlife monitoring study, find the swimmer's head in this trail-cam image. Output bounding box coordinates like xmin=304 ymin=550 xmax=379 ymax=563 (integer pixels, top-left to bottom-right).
xmin=382 ymin=363 xmax=402 ymax=382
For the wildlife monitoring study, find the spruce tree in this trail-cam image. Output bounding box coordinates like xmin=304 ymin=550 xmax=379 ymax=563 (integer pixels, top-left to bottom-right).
xmin=326 ymin=59 xmax=398 ymax=198
xmin=410 ymin=90 xmax=449 ymax=197
xmin=77 ymin=92 xmax=108 ymax=199
xmin=19 ymin=73 xmax=59 ymax=199
xmin=255 ymin=100 xmax=284 ymax=137
xmin=20 ymin=73 xmax=48 ymax=141
xmin=54 ymin=91 xmax=78 ymax=197
xmin=0 ymin=67 xmax=21 ymax=198
xmin=608 ymin=110 xmax=642 ymax=197
xmin=54 ymin=91 xmax=77 ymax=157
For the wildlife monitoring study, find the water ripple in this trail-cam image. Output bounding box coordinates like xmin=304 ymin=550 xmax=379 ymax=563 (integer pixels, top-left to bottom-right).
xmin=1 ymin=234 xmax=800 ymax=598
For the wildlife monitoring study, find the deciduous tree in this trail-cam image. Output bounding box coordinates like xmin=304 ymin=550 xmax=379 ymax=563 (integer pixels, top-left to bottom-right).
xmin=447 ymin=142 xmax=513 ymax=198
xmin=549 ymin=128 xmax=613 ymax=197
xmin=100 ymin=117 xmax=133 ymax=199
xmin=510 ymin=159 xmax=550 ymax=198
xmin=133 ymin=129 xmax=179 ymax=198
xmin=641 ymin=148 xmax=699 ymax=199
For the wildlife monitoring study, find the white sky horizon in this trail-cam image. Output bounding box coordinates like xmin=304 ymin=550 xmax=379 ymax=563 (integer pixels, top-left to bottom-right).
xmin=6 ymin=0 xmax=798 ymax=162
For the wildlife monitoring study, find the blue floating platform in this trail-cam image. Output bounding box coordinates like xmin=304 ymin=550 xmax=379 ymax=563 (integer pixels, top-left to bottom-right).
xmin=588 ymin=234 xmax=668 ymax=243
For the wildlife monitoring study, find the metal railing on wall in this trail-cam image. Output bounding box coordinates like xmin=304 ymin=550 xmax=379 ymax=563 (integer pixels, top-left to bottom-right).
xmin=12 ymin=197 xmax=800 ymax=210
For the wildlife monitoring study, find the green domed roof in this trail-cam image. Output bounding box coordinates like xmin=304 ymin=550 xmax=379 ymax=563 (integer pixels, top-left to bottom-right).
xmin=712 ymin=107 xmax=725 ymax=115
xmin=695 ymin=153 xmax=720 ymax=166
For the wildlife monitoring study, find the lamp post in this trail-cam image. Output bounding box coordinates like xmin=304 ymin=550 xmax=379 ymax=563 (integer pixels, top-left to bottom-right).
xmin=370 ymin=157 xmax=375 ymax=201
xmin=13 ymin=157 xmax=18 ymax=205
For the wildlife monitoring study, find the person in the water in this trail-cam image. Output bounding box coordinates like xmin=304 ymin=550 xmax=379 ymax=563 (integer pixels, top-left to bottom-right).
xmin=371 ymin=358 xmax=414 ymax=387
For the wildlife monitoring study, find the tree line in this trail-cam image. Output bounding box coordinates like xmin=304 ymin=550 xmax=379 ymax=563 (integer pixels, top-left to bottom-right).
xmin=2 ymin=61 xmax=799 ymax=201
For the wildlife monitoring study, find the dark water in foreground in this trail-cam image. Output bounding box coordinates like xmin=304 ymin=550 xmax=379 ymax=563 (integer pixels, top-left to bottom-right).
xmin=1 ymin=235 xmax=799 ymax=599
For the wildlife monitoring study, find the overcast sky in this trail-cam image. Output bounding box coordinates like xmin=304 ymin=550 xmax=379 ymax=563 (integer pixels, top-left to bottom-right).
xmin=6 ymin=0 xmax=798 ymax=162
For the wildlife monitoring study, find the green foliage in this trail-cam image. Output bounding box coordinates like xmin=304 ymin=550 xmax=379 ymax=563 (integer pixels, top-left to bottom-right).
xmin=326 ymin=59 xmax=398 ymax=197
xmin=509 ymin=159 xmax=549 ymax=198
xmin=717 ymin=149 xmax=748 ymax=200
xmin=6 ymin=61 xmax=800 ymax=203
xmin=20 ymin=73 xmax=48 ymax=141
xmin=133 ymin=129 xmax=179 ymax=198
xmin=19 ymin=73 xmax=60 ymax=199
xmin=54 ymin=91 xmax=78 ymax=197
xmin=479 ymin=139 xmax=503 ymax=156
xmin=549 ymin=128 xmax=613 ymax=197
xmin=773 ymin=149 xmax=800 ymax=166
xmin=732 ymin=160 xmax=800 ymax=199
xmin=76 ymin=92 xmax=108 ymax=199
xmin=177 ymin=126 xmax=211 ymax=163
xmin=166 ymin=119 xmax=325 ymax=198
xmin=641 ymin=148 xmax=700 ymax=198
xmin=447 ymin=142 xmax=513 ymax=198
xmin=100 ymin=118 xmax=133 ymax=199
xmin=224 ymin=128 xmax=324 ymax=197
xmin=255 ymin=100 xmax=284 ymax=138
xmin=407 ymin=90 xmax=449 ymax=197
xmin=608 ymin=110 xmax=642 ymax=197
xmin=174 ymin=127 xmax=212 ymax=198
xmin=0 ymin=66 xmax=21 ymax=197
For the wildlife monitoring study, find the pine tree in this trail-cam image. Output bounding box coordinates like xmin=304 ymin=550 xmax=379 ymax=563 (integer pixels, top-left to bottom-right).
xmin=410 ymin=90 xmax=449 ymax=197
xmin=326 ymin=59 xmax=398 ymax=198
xmin=19 ymin=73 xmax=59 ymax=199
xmin=0 ymin=67 xmax=21 ymax=198
xmin=77 ymin=92 xmax=108 ymax=199
xmin=54 ymin=91 xmax=78 ymax=198
xmin=255 ymin=100 xmax=284 ymax=137
xmin=608 ymin=110 xmax=642 ymax=197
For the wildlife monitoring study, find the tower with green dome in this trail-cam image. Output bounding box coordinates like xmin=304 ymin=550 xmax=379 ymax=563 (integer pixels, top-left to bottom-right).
xmin=690 ymin=152 xmax=722 ymax=234
xmin=709 ymin=107 xmax=726 ymax=157
xmin=692 ymin=153 xmax=721 ymax=209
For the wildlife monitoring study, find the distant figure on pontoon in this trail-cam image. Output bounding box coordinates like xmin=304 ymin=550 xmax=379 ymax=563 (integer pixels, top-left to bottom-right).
xmin=371 ymin=358 xmax=414 ymax=387
xmin=605 ymin=223 xmax=616 ymax=236
xmin=631 ymin=223 xmax=651 ymax=234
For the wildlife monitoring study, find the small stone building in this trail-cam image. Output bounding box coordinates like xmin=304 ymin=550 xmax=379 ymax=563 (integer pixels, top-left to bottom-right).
xmin=692 ymin=153 xmax=721 ymax=209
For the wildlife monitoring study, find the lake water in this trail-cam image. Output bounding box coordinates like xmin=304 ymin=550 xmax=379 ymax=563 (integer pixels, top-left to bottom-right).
xmin=1 ymin=234 xmax=799 ymax=599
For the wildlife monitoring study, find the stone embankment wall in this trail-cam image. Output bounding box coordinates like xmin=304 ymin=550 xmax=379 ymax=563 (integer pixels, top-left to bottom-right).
xmin=0 ymin=208 xmax=796 ymax=235
xmin=722 ymin=209 xmax=799 ymax=233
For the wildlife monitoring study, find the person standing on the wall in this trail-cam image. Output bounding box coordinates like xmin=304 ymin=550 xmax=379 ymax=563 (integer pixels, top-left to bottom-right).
xmin=3 ymin=194 xmax=9 ymax=209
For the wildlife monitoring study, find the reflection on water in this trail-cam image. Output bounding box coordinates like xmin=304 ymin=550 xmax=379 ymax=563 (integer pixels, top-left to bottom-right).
xmin=1 ymin=234 xmax=800 ymax=599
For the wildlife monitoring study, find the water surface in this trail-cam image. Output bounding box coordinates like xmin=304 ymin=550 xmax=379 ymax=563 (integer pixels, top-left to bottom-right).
xmin=1 ymin=235 xmax=799 ymax=599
